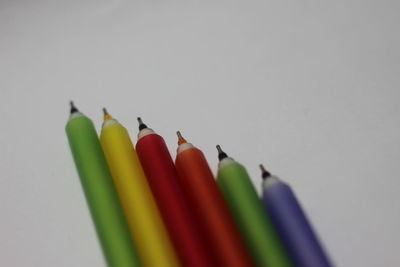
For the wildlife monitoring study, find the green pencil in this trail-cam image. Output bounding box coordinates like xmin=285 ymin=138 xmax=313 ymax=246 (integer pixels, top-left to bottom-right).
xmin=66 ymin=102 xmax=141 ymax=267
xmin=216 ymin=145 xmax=292 ymax=267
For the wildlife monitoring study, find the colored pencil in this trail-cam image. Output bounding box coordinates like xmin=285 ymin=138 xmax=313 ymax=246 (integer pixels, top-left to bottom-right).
xmin=65 ymin=102 xmax=141 ymax=267
xmin=260 ymin=164 xmax=332 ymax=267
xmin=174 ymin=132 xmax=255 ymax=267
xmin=135 ymin=118 xmax=216 ymax=267
xmin=216 ymin=145 xmax=292 ymax=267
xmin=99 ymin=109 xmax=180 ymax=267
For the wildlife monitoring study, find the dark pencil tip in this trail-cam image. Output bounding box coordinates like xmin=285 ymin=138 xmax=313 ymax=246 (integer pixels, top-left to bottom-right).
xmin=177 ymin=131 xmax=183 ymax=140
xmin=137 ymin=117 xmax=148 ymax=131
xmin=216 ymin=145 xmax=228 ymax=161
xmin=69 ymin=101 xmax=78 ymax=114
xmin=259 ymin=164 xmax=271 ymax=179
xmin=177 ymin=131 xmax=187 ymax=144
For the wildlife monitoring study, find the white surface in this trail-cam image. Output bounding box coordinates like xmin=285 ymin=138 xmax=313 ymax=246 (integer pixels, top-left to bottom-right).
xmin=1 ymin=0 xmax=399 ymax=266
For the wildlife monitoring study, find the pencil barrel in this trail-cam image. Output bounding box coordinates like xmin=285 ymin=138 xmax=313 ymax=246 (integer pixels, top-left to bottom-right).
xmin=262 ymin=182 xmax=332 ymax=267
xmin=100 ymin=123 xmax=180 ymax=267
xmin=66 ymin=115 xmax=141 ymax=267
xmin=217 ymin=162 xmax=292 ymax=267
xmin=175 ymin=147 xmax=254 ymax=267
xmin=136 ymin=134 xmax=216 ymax=267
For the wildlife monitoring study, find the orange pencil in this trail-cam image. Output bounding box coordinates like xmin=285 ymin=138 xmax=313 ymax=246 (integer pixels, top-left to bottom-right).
xmin=174 ymin=131 xmax=254 ymax=267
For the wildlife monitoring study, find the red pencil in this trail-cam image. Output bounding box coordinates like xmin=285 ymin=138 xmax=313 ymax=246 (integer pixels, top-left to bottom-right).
xmin=174 ymin=131 xmax=255 ymax=267
xmin=135 ymin=118 xmax=216 ymax=267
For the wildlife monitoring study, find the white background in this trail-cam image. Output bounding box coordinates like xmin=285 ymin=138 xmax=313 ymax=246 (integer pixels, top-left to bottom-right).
xmin=1 ymin=0 xmax=399 ymax=266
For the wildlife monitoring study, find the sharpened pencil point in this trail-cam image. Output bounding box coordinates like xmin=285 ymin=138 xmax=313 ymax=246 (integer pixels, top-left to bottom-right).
xmin=177 ymin=131 xmax=187 ymax=145
xmin=137 ymin=117 xmax=148 ymax=131
xmin=103 ymin=108 xmax=112 ymax=120
xmin=216 ymin=145 xmax=228 ymax=161
xmin=70 ymin=101 xmax=78 ymax=114
xmin=259 ymin=164 xmax=271 ymax=179
xmin=177 ymin=131 xmax=183 ymax=139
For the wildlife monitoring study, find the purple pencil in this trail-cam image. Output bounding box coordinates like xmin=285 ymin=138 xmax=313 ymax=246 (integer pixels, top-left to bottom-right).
xmin=260 ymin=164 xmax=333 ymax=267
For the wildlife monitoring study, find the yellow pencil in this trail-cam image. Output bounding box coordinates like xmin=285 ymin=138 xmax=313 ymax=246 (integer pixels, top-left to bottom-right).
xmin=100 ymin=108 xmax=181 ymax=267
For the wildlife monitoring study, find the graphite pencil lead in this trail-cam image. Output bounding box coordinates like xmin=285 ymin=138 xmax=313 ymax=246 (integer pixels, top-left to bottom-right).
xmin=103 ymin=108 xmax=112 ymax=120
xmin=137 ymin=117 xmax=148 ymax=131
xmin=70 ymin=101 xmax=79 ymax=114
xmin=177 ymin=131 xmax=183 ymax=140
xmin=216 ymin=145 xmax=228 ymax=161
xmin=259 ymin=164 xmax=271 ymax=179
xmin=176 ymin=131 xmax=187 ymax=145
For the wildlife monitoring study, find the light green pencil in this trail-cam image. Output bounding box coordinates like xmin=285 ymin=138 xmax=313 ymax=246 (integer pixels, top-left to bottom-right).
xmin=66 ymin=102 xmax=141 ymax=267
xmin=216 ymin=145 xmax=292 ymax=267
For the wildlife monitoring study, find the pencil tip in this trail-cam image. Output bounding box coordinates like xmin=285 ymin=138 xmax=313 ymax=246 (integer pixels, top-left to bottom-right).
xmin=259 ymin=164 xmax=271 ymax=179
xmin=177 ymin=131 xmax=183 ymax=139
xmin=137 ymin=117 xmax=148 ymax=131
xmin=177 ymin=131 xmax=187 ymax=145
xmin=102 ymin=107 xmax=112 ymax=120
xmin=69 ymin=101 xmax=78 ymax=114
xmin=216 ymin=145 xmax=228 ymax=161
